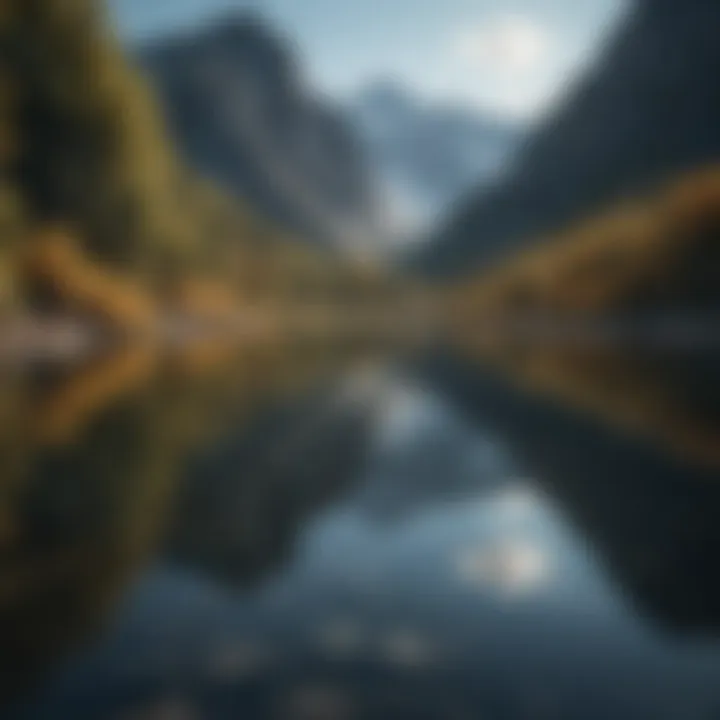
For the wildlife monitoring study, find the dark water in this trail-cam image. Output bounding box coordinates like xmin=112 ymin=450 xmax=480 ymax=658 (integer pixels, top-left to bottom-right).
xmin=2 ymin=342 xmax=720 ymax=720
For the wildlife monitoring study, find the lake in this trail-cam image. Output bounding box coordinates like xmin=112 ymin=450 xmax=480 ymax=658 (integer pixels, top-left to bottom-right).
xmin=2 ymin=339 xmax=720 ymax=720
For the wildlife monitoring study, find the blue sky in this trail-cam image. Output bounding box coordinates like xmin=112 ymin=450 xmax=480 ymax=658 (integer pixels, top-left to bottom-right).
xmin=108 ymin=0 xmax=628 ymax=119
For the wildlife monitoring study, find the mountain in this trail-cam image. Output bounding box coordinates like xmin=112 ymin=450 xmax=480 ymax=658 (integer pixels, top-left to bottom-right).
xmin=0 ymin=0 xmax=219 ymax=321
xmin=0 ymin=1 xmax=390 ymax=329
xmin=448 ymin=166 xmax=720 ymax=319
xmin=140 ymin=13 xmax=378 ymax=253
xmin=416 ymin=0 xmax=720 ymax=276
xmin=168 ymin=381 xmax=376 ymax=587
xmin=425 ymin=349 xmax=720 ymax=634
xmin=351 ymin=81 xmax=521 ymax=241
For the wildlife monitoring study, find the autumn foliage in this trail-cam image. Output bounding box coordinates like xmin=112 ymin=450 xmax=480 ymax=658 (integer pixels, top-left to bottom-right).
xmin=0 ymin=0 xmax=394 ymax=328
xmin=449 ymin=166 xmax=720 ymax=322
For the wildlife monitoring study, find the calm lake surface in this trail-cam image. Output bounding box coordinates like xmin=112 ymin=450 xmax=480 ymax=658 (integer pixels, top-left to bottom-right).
xmin=2 ymin=341 xmax=720 ymax=720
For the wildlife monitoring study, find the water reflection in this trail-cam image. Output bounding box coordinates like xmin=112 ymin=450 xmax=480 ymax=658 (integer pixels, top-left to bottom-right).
xmin=456 ymin=538 xmax=552 ymax=596
xmin=1 ymin=339 xmax=720 ymax=719
xmin=0 ymin=339 xmax=390 ymax=708
xmin=426 ymin=344 xmax=720 ymax=635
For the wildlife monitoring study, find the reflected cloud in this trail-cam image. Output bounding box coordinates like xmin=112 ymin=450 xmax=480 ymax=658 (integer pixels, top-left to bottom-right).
xmin=427 ymin=350 xmax=720 ymax=634
xmin=456 ymin=540 xmax=552 ymax=596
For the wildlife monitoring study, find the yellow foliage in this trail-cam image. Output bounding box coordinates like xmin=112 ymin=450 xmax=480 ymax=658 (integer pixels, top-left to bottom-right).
xmin=23 ymin=227 xmax=157 ymax=329
xmin=451 ymin=164 xmax=720 ymax=320
xmin=31 ymin=345 xmax=158 ymax=446
xmin=453 ymin=339 xmax=720 ymax=470
xmin=0 ymin=0 xmax=407 ymax=330
xmin=167 ymin=278 xmax=241 ymax=321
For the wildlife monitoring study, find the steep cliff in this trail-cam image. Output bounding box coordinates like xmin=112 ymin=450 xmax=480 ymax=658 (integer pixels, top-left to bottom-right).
xmin=417 ymin=0 xmax=720 ymax=277
xmin=141 ymin=14 xmax=378 ymax=253
xmin=0 ymin=1 xmax=379 ymax=326
xmin=352 ymin=81 xmax=520 ymax=239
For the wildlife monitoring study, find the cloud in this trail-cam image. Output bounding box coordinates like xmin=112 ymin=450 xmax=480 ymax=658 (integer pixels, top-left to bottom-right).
xmin=456 ymin=540 xmax=553 ymax=596
xmin=451 ymin=14 xmax=553 ymax=74
xmin=436 ymin=14 xmax=562 ymax=118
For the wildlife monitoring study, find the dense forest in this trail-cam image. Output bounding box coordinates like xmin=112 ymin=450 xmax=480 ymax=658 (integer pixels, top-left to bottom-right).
xmin=0 ymin=0 xmax=405 ymax=332
xmin=0 ymin=335 xmax=391 ymax=698
xmin=415 ymin=0 xmax=720 ymax=277
xmin=448 ymin=167 xmax=720 ymax=322
xmin=0 ymin=0 xmax=717 ymax=338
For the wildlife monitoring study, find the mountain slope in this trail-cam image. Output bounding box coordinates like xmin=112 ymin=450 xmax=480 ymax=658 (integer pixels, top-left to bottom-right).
xmin=352 ymin=81 xmax=521 ymax=239
xmin=0 ymin=0 xmax=207 ymax=320
xmin=0 ymin=1 xmax=389 ymax=328
xmin=416 ymin=0 xmax=720 ymax=276
xmin=448 ymin=166 xmax=720 ymax=320
xmin=140 ymin=14 xmax=378 ymax=253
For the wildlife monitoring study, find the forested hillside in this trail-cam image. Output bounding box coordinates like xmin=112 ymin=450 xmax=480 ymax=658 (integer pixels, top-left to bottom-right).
xmin=0 ymin=0 xmax=393 ymax=330
xmin=141 ymin=13 xmax=379 ymax=253
xmin=416 ymin=0 xmax=720 ymax=277
xmin=448 ymin=167 xmax=720 ymax=320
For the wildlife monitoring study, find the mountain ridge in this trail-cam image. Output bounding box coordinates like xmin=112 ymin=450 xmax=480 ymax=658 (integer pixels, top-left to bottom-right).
xmin=351 ymin=79 xmax=522 ymax=242
xmin=414 ymin=0 xmax=720 ymax=276
xmin=139 ymin=12 xmax=379 ymax=254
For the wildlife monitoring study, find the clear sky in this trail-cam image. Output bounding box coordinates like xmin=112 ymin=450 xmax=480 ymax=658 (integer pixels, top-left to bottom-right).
xmin=108 ymin=0 xmax=629 ymax=120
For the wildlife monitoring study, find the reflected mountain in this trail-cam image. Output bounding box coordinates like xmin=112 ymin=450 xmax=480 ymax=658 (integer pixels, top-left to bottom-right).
xmin=166 ymin=374 xmax=380 ymax=586
xmin=423 ymin=346 xmax=720 ymax=634
xmin=0 ymin=340 xmax=390 ymax=706
xmin=449 ymin=335 xmax=720 ymax=469
xmin=352 ymin=382 xmax=517 ymax=521
xmin=3 ymin=333 xmax=720 ymax=718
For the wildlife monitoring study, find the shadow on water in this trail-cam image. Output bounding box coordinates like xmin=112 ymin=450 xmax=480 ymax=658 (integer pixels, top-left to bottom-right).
xmin=1 ymin=335 xmax=720 ymax=718
xmin=420 ymin=342 xmax=720 ymax=635
xmin=0 ymin=339 xmax=389 ymax=708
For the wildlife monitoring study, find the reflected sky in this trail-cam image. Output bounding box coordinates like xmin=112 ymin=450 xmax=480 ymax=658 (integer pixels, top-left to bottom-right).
xmin=9 ymin=366 xmax=720 ymax=720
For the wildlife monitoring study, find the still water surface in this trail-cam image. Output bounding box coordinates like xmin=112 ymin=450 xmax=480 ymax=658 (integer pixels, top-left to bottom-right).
xmin=3 ymin=343 xmax=720 ymax=720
